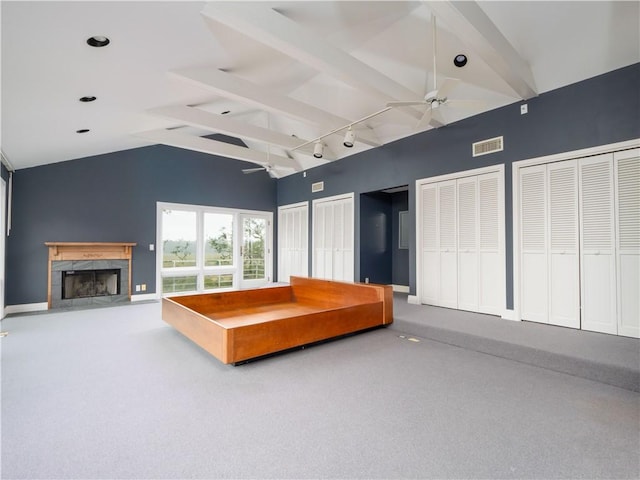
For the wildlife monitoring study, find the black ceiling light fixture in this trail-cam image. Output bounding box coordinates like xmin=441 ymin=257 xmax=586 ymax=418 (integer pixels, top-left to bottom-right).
xmin=76 ymin=129 xmax=90 ymax=134
xmin=79 ymin=96 xmax=97 ymax=102
xmin=220 ymin=110 xmax=230 ymax=115
xmin=453 ymin=54 xmax=468 ymax=67
xmin=87 ymin=35 xmax=110 ymax=47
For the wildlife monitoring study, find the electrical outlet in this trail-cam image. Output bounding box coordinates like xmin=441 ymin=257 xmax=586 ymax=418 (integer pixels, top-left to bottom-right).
xmin=141 ymin=284 xmax=147 ymax=292
xmin=149 ymin=244 xmax=154 ymax=251
xmin=520 ymin=104 xmax=528 ymax=115
xmin=135 ymin=285 xmax=141 ymax=292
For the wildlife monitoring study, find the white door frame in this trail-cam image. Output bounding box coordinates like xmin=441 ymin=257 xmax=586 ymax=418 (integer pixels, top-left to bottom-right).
xmin=0 ymin=177 xmax=5 ymax=319
xmin=312 ymin=192 xmax=354 ymax=282
xmin=278 ymin=201 xmax=309 ymax=283
xmin=415 ymin=164 xmax=505 ymax=316
xmin=512 ymin=138 xmax=640 ymax=322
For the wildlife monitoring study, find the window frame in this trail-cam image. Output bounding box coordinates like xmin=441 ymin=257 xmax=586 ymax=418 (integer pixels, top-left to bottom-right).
xmin=156 ymin=201 xmax=273 ymax=297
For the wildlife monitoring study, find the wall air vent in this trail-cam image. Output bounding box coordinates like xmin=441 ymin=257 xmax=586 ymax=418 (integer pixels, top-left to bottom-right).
xmin=473 ymin=136 xmax=504 ymax=157
xmin=312 ymin=181 xmax=324 ymax=193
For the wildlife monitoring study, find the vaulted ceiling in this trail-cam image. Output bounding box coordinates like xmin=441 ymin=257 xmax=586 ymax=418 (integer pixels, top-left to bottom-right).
xmin=2 ymin=1 xmax=639 ymax=175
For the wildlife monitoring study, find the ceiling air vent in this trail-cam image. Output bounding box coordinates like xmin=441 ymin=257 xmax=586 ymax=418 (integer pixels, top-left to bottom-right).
xmin=311 ymin=181 xmax=324 ymax=193
xmin=472 ymin=136 xmax=503 ymax=157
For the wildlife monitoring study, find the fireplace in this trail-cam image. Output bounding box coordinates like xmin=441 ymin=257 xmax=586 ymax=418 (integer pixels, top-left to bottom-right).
xmin=46 ymin=242 xmax=136 ymax=309
xmin=62 ymin=269 xmax=121 ymax=300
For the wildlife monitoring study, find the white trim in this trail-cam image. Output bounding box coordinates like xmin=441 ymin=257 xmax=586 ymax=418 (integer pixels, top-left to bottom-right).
xmin=156 ymin=201 xmax=273 ymax=296
xmin=501 ymin=309 xmax=518 ymax=321
xmin=407 ymin=295 xmax=420 ymax=305
xmin=5 ymin=303 xmax=48 ymax=315
xmin=131 ymin=293 xmax=159 ymax=302
xmin=392 ymin=284 xmax=410 ymax=293
xmin=311 ymin=192 xmax=355 ymax=282
xmin=277 ymin=201 xmax=310 ymax=282
xmin=278 ymin=200 xmax=309 ymax=211
xmin=511 ymin=138 xmax=640 ymax=322
xmin=512 ymin=139 xmax=640 ymax=170
xmin=415 ymin=164 xmax=504 ymax=187
xmin=415 ymin=164 xmax=505 ymax=311
xmin=0 ymin=177 xmax=5 ymax=319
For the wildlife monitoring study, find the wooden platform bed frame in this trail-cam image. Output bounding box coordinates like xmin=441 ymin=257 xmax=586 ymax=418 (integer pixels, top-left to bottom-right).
xmin=162 ymin=276 xmax=393 ymax=365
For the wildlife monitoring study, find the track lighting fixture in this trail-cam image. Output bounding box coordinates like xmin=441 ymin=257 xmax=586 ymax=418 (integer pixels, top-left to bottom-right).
xmin=343 ymin=127 xmax=355 ymax=148
xmin=313 ymin=141 xmax=324 ymax=158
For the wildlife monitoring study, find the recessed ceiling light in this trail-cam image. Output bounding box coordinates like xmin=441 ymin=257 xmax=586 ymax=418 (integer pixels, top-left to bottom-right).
xmin=454 ymin=54 xmax=468 ymax=67
xmin=87 ymin=36 xmax=110 ymax=47
xmin=79 ymin=96 xmax=97 ymax=102
xmin=76 ymin=129 xmax=90 ymax=134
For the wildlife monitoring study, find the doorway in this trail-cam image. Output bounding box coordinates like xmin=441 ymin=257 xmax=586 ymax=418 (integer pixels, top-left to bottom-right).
xmin=359 ymin=186 xmax=409 ymax=290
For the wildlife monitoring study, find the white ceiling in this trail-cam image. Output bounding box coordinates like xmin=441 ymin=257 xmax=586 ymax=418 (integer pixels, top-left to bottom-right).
xmin=1 ymin=1 xmax=639 ymax=175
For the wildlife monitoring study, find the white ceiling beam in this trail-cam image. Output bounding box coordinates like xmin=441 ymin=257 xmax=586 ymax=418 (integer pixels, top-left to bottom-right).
xmin=147 ymin=105 xmax=337 ymax=161
xmin=425 ymin=0 xmax=537 ymax=99
xmin=201 ymin=3 xmax=423 ymax=120
xmin=133 ymin=129 xmax=302 ymax=171
xmin=169 ymin=67 xmax=381 ymax=147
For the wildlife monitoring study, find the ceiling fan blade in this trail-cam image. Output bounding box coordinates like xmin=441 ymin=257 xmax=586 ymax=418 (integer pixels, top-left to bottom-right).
xmin=436 ymin=77 xmax=461 ymax=99
xmin=446 ymin=99 xmax=487 ymax=110
xmin=430 ymin=109 xmax=446 ymax=129
xmin=242 ymin=167 xmax=266 ymax=174
xmin=415 ymin=106 xmax=434 ymax=130
xmin=387 ymin=100 xmax=427 ymax=108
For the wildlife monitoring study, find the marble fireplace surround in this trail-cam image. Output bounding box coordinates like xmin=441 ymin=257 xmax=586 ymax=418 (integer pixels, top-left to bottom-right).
xmin=46 ymin=242 xmax=136 ymax=309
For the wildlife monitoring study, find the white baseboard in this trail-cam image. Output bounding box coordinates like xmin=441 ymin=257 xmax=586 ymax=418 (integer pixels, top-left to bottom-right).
xmin=131 ymin=293 xmax=159 ymax=302
xmin=5 ymin=302 xmax=48 ymax=315
xmin=392 ymin=285 xmax=409 ymax=293
xmin=501 ymin=309 xmax=519 ymax=321
xmin=407 ymin=295 xmax=420 ymax=305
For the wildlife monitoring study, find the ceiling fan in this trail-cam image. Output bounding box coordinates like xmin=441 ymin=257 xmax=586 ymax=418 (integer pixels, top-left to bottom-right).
xmin=240 ymin=113 xmax=295 ymax=179
xmin=242 ymin=164 xmax=280 ymax=178
xmin=387 ymin=14 xmax=485 ymax=130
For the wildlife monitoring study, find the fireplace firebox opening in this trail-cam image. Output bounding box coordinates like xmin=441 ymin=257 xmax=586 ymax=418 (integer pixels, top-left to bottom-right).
xmin=62 ymin=269 xmax=121 ymax=300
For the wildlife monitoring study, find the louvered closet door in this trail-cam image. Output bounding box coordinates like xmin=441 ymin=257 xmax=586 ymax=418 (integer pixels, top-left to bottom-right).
xmin=615 ymin=149 xmax=640 ymax=338
xmin=520 ymin=165 xmax=548 ymax=323
xmin=332 ymin=198 xmax=354 ymax=282
xmin=457 ymin=177 xmax=478 ymax=311
xmin=439 ymin=180 xmax=458 ymax=308
xmin=313 ymin=201 xmax=331 ymax=280
xmin=579 ymin=154 xmax=617 ymax=334
xmin=312 ymin=195 xmax=354 ymax=282
xmin=478 ymin=172 xmax=503 ymax=315
xmin=420 ymin=183 xmax=439 ymax=305
xmin=278 ymin=203 xmax=308 ymax=282
xmin=548 ymin=160 xmax=580 ymax=328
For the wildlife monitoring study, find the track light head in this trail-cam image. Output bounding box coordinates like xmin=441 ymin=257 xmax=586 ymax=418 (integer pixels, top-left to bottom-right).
xmin=313 ymin=141 xmax=324 ymax=158
xmin=343 ymin=127 xmax=355 ymax=148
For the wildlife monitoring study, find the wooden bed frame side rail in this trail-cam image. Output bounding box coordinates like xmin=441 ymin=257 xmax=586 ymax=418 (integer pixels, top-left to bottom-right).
xmin=227 ymin=302 xmax=384 ymax=363
xmin=169 ymin=286 xmax=294 ymax=315
xmin=162 ymin=297 xmax=229 ymax=361
xmin=290 ymin=276 xmax=393 ymax=324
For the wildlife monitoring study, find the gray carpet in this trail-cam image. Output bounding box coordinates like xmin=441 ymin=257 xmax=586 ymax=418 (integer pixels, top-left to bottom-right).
xmin=1 ymin=301 xmax=639 ymax=479
xmin=391 ymin=294 xmax=640 ymax=392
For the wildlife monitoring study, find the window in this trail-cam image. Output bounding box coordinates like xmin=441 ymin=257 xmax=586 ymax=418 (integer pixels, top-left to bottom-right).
xmin=157 ymin=202 xmax=272 ymax=296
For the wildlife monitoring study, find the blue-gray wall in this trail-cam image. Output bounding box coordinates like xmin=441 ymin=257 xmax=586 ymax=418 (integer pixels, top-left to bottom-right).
xmin=6 ymin=138 xmax=277 ymax=305
xmin=5 ymin=64 xmax=640 ymax=308
xmin=360 ymin=191 xmax=393 ymax=284
xmin=277 ymin=63 xmax=640 ymax=308
xmin=391 ymin=191 xmax=409 ymax=287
